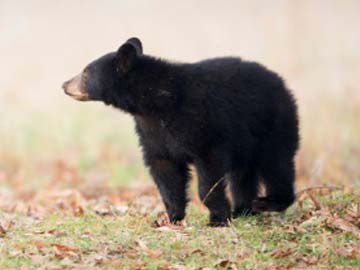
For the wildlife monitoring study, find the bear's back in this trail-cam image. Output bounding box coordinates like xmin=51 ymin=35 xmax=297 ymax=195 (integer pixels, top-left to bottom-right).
xmin=188 ymin=57 xmax=284 ymax=97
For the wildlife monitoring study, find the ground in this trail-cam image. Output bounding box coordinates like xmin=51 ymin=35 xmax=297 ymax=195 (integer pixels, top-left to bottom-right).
xmin=0 ymin=186 xmax=359 ymax=270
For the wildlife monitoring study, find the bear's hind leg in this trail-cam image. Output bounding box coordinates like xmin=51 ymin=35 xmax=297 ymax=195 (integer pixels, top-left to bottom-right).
xmin=253 ymin=158 xmax=295 ymax=212
xmin=229 ymin=168 xmax=259 ymax=217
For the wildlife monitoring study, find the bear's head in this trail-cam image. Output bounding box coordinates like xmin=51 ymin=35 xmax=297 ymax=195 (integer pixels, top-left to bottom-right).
xmin=62 ymin=37 xmax=143 ymax=103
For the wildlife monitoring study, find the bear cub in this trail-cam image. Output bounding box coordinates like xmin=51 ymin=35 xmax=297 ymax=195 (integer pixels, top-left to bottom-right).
xmin=63 ymin=37 xmax=299 ymax=226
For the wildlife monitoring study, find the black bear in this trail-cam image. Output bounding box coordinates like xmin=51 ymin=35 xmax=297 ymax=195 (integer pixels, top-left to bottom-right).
xmin=63 ymin=37 xmax=299 ymax=226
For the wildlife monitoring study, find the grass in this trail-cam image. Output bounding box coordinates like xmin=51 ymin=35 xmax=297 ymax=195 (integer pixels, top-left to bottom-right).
xmin=0 ymin=189 xmax=359 ymax=270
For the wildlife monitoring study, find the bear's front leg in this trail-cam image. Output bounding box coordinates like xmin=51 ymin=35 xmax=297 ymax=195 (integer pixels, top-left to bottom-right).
xmin=195 ymin=159 xmax=231 ymax=227
xmin=148 ymin=159 xmax=190 ymax=223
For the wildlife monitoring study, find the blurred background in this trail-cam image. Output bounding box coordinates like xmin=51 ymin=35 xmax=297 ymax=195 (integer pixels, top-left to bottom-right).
xmin=0 ymin=0 xmax=359 ymax=199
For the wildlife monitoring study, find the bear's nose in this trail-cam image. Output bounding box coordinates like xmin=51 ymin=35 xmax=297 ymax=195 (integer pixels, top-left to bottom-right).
xmin=62 ymin=81 xmax=68 ymax=90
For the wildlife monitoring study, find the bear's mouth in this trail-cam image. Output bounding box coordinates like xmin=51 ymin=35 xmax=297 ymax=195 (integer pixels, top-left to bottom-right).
xmin=62 ymin=73 xmax=90 ymax=101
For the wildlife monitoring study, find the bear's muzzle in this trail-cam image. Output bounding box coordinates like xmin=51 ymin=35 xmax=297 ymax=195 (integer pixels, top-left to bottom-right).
xmin=62 ymin=73 xmax=90 ymax=101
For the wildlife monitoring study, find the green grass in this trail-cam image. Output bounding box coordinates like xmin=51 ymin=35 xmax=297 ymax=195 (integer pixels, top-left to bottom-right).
xmin=0 ymin=190 xmax=359 ymax=270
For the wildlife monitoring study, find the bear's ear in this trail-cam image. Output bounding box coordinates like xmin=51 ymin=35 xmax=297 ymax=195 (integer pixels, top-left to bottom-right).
xmin=116 ymin=38 xmax=142 ymax=76
xmin=126 ymin=37 xmax=143 ymax=55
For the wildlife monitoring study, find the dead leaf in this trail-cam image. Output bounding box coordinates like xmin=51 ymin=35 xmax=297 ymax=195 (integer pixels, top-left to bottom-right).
xmin=145 ymin=249 xmax=163 ymax=258
xmin=87 ymin=254 xmax=106 ymax=266
xmin=271 ymin=248 xmax=292 ymax=259
xmin=0 ymin=223 xmax=6 ymax=237
xmin=334 ymin=243 xmax=360 ymax=260
xmin=151 ymin=211 xmax=186 ymax=230
xmin=151 ymin=211 xmax=170 ymax=228
xmin=300 ymin=211 xmax=313 ymax=223
xmin=302 ymin=256 xmax=319 ymax=265
xmin=93 ymin=203 xmax=112 ymax=216
xmin=214 ymin=259 xmax=232 ymax=268
xmin=73 ymin=205 xmax=84 ymax=216
xmin=185 ymin=249 xmax=204 ymax=258
xmin=345 ymin=204 xmax=360 ymax=226
xmin=32 ymin=230 xmax=46 ymax=235
xmin=136 ymin=239 xmax=162 ymax=258
xmin=52 ymin=243 xmax=79 ymax=252
xmin=283 ymin=225 xmax=297 ymax=233
xmin=326 ymin=217 xmax=360 ymax=239
xmin=335 ymin=247 xmax=352 ymax=259
xmin=136 ymin=239 xmax=148 ymax=251
xmin=123 ymin=250 xmax=137 ymax=258
xmin=236 ymin=248 xmax=251 ymax=260
xmin=33 ymin=240 xmax=47 ymax=249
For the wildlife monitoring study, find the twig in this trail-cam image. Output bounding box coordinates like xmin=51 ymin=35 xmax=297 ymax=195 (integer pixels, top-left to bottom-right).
xmin=296 ymin=185 xmax=342 ymax=197
xmin=201 ymin=176 xmax=226 ymax=204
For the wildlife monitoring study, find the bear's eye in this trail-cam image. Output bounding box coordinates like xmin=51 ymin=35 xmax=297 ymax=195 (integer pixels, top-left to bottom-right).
xmin=82 ymin=70 xmax=90 ymax=80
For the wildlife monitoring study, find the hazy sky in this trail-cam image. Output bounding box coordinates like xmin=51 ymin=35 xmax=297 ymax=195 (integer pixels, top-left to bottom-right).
xmin=0 ymin=0 xmax=359 ymax=110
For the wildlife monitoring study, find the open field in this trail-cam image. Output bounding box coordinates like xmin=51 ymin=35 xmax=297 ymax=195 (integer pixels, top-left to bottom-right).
xmin=0 ymin=187 xmax=359 ymax=269
xmin=0 ymin=0 xmax=359 ymax=269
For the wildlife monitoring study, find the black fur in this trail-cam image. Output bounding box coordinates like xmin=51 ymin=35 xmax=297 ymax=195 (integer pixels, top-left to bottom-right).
xmin=64 ymin=38 xmax=299 ymax=226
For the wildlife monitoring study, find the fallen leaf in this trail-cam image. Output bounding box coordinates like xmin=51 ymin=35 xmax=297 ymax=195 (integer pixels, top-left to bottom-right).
xmin=87 ymin=254 xmax=106 ymax=266
xmin=151 ymin=212 xmax=170 ymax=228
xmin=190 ymin=249 xmax=202 ymax=254
xmin=326 ymin=217 xmax=360 ymax=239
xmin=136 ymin=239 xmax=162 ymax=258
xmin=123 ymin=250 xmax=137 ymax=258
xmin=33 ymin=240 xmax=47 ymax=249
xmin=302 ymin=256 xmax=319 ymax=265
xmin=52 ymin=243 xmax=79 ymax=253
xmin=345 ymin=204 xmax=360 ymax=226
xmin=300 ymin=211 xmax=313 ymax=223
xmin=152 ymin=211 xmax=186 ymax=229
xmin=0 ymin=223 xmax=6 ymax=237
xmin=271 ymin=248 xmax=292 ymax=259
xmin=145 ymin=249 xmax=163 ymax=258
xmin=32 ymin=230 xmax=46 ymax=235
xmin=214 ymin=259 xmax=231 ymax=268
xmin=236 ymin=248 xmax=251 ymax=260
xmin=136 ymin=239 xmax=148 ymax=251
xmin=93 ymin=204 xmax=112 ymax=216
xmin=73 ymin=205 xmax=84 ymax=216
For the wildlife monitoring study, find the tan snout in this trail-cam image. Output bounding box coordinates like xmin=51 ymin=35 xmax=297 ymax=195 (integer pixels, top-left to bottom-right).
xmin=62 ymin=73 xmax=90 ymax=101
